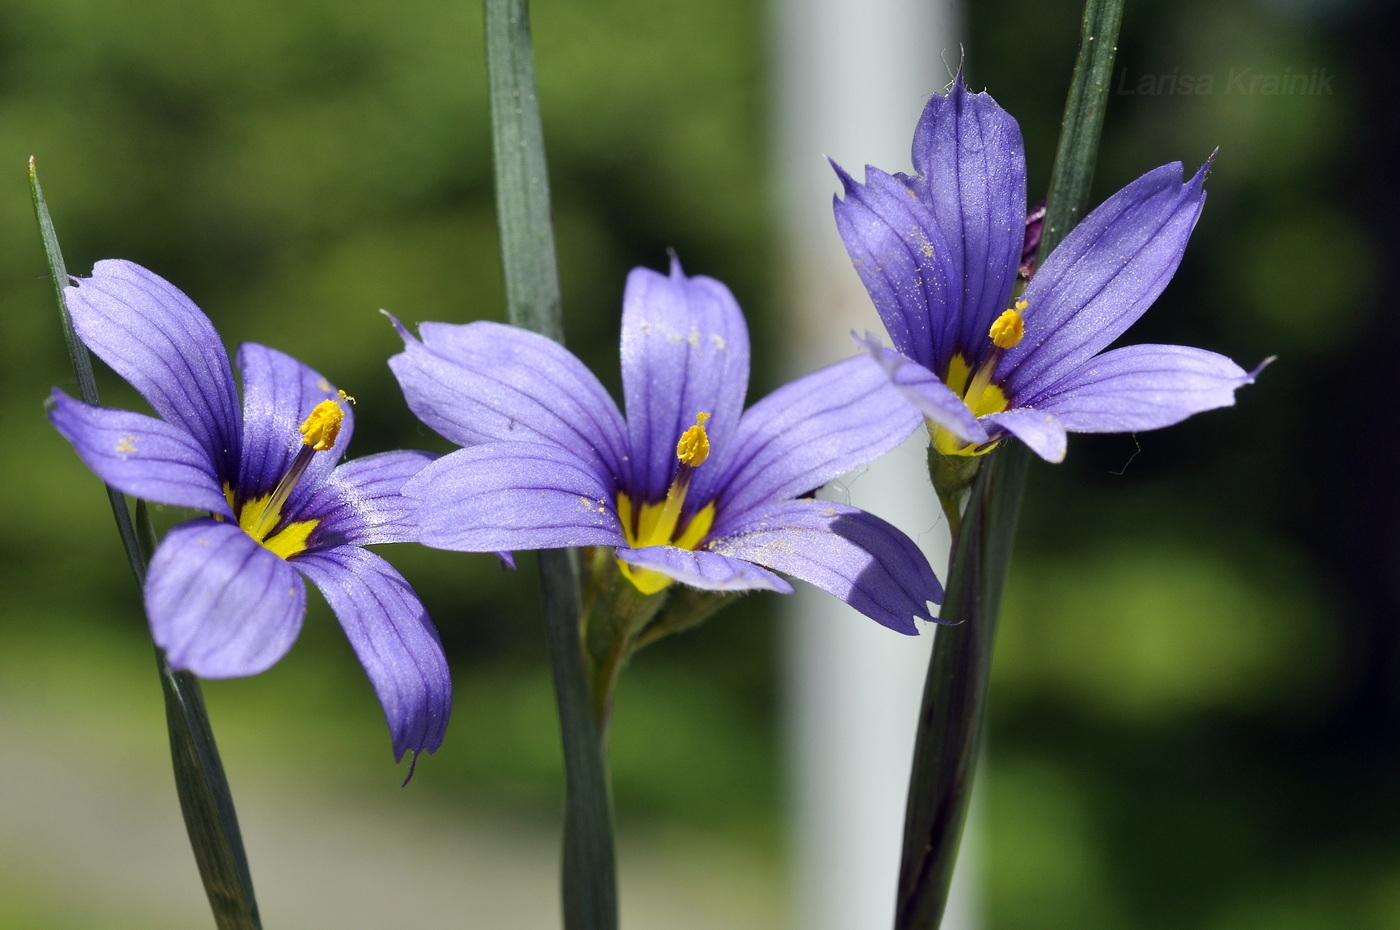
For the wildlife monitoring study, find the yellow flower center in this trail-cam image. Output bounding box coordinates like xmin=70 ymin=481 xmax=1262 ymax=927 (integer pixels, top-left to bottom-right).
xmin=617 ymin=412 xmax=718 ymax=595
xmin=930 ymin=302 xmax=1026 ymax=457
xmin=225 ymin=391 xmax=350 ymax=559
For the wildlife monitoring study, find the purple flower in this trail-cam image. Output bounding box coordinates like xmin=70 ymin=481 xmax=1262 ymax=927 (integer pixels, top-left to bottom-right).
xmin=388 ymin=259 xmax=944 ymax=634
xmin=49 ymin=260 xmax=449 ymax=763
xmin=832 ymin=76 xmax=1260 ymax=463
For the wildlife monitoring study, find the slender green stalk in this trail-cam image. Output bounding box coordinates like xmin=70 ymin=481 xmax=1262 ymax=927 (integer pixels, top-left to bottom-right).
xmin=31 ymin=159 xmax=262 ymax=930
xmin=483 ymin=3 xmax=619 ymax=927
xmin=893 ymin=3 xmax=1126 ymax=926
xmin=486 ymin=0 xmax=563 ymax=343
xmin=582 ymin=565 xmax=666 ymax=732
xmin=895 ymin=444 xmax=1028 ymax=930
xmin=1040 ymin=0 xmax=1127 ymax=258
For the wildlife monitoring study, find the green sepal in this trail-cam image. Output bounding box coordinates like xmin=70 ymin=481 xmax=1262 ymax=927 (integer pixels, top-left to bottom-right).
xmin=580 ymin=550 xmax=667 ymax=731
xmin=633 ymin=586 xmax=740 ymax=653
xmin=927 ymin=444 xmax=984 ymax=541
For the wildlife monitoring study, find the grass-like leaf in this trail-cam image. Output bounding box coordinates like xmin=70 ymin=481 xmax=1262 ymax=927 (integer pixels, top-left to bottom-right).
xmin=483 ymin=4 xmax=619 ymax=928
xmin=894 ymin=1 xmax=1127 ymax=926
xmin=31 ymin=159 xmax=262 ymax=930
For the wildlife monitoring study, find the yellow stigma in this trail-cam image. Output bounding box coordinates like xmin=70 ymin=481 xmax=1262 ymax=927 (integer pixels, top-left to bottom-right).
xmin=930 ymin=354 xmax=1009 ymax=457
xmin=299 ymin=393 xmax=348 ymax=451
xmin=616 ymin=493 xmax=717 ymax=595
xmin=676 ymin=412 xmax=711 ymax=467
xmin=989 ymin=301 xmax=1027 ymax=349
xmin=614 ymin=412 xmax=717 ymax=594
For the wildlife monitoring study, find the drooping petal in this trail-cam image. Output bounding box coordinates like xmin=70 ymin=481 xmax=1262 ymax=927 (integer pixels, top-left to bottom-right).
xmin=1026 ymin=343 xmax=1256 ymax=433
xmin=65 ymin=260 xmax=241 ymax=479
xmin=145 ymin=518 xmax=306 ymax=677
xmin=402 ymin=442 xmax=626 ymax=552
xmin=614 ymin=546 xmax=792 ymax=593
xmin=1000 ymin=160 xmax=1210 ymax=397
xmin=707 ymin=499 xmax=941 ymax=635
xmin=909 ymin=76 xmax=1027 ymax=360
xmin=48 ymin=389 xmax=232 ymax=516
xmin=705 ymin=354 xmax=922 ymax=526
xmin=982 ymin=407 xmax=1069 ymax=463
xmin=831 ymin=162 xmax=956 ymax=370
xmin=387 ymin=317 xmax=629 ymax=482
xmin=299 ymin=450 xmax=437 ymax=547
xmin=619 ymin=260 xmax=750 ymax=503
xmin=851 ymin=335 xmax=989 ymax=447
xmin=294 ymin=547 xmax=450 ymax=761
xmin=235 ymin=343 xmax=352 ymax=515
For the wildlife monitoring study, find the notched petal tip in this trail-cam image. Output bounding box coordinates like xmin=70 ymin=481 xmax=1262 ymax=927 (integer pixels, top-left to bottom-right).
xmin=400 ymin=750 xmax=421 ymax=787
xmin=1197 ymin=149 xmax=1219 ymax=184
xmin=295 ymin=548 xmax=451 ymax=764
xmin=827 ymin=158 xmax=861 ymax=196
xmin=946 ymin=59 xmax=967 ymax=94
xmin=709 ymin=501 xmax=942 ymax=635
xmin=381 ymin=310 xmax=416 ymax=345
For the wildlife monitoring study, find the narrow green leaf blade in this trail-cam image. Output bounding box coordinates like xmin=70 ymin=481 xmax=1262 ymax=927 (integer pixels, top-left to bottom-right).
xmin=160 ymin=663 xmax=264 ymax=930
xmin=483 ymin=4 xmax=619 ymax=928
xmin=31 ymin=160 xmax=262 ymax=930
xmin=486 ymin=0 xmax=563 ymax=342
xmin=895 ymin=443 xmax=1028 ymax=930
xmin=1041 ymin=0 xmax=1127 ymax=257
xmin=541 ymin=548 xmax=618 ymax=929
xmin=894 ymin=1 xmax=1126 ymax=925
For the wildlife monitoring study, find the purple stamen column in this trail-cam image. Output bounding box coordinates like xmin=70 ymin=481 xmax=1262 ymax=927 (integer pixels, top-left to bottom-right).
xmin=771 ymin=0 xmax=978 ymax=928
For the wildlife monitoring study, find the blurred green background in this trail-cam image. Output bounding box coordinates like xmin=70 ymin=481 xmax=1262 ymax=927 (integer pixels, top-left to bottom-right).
xmin=2 ymin=0 xmax=1393 ymax=925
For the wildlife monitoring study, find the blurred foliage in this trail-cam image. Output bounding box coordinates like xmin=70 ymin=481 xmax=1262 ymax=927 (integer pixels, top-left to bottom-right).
xmin=973 ymin=0 xmax=1397 ymax=927
xmin=2 ymin=0 xmax=1393 ymax=926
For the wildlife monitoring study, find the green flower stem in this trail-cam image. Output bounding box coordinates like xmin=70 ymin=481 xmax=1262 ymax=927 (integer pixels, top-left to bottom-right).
xmin=1041 ymin=0 xmax=1128 ymax=258
xmin=579 ymin=546 xmax=738 ymax=731
xmin=483 ymin=2 xmax=618 ymax=926
xmin=896 ymin=442 xmax=1029 ymax=930
xmin=893 ymin=2 xmax=1126 ymax=926
xmin=31 ymin=159 xmax=262 ymax=930
xmin=928 ymin=445 xmax=984 ymax=541
xmin=581 ymin=557 xmax=666 ymax=733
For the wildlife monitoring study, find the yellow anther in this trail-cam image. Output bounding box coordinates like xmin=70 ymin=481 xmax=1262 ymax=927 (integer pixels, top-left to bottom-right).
xmin=299 ymin=398 xmax=345 ymax=451
xmin=676 ymin=412 xmax=712 ymax=467
xmin=989 ymin=302 xmax=1027 ymax=349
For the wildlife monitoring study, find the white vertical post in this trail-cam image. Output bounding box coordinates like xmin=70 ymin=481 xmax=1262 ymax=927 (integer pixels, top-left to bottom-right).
xmin=771 ymin=1 xmax=977 ymax=928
